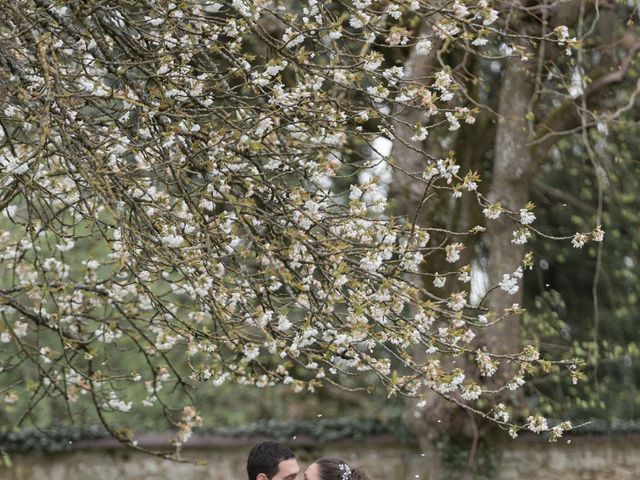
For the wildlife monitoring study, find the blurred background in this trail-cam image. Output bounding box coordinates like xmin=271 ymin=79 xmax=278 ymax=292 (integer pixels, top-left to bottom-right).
xmin=2 ymin=1 xmax=640 ymax=479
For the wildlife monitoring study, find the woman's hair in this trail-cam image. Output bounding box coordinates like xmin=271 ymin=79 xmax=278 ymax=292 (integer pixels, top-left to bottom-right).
xmin=315 ymin=458 xmax=370 ymax=480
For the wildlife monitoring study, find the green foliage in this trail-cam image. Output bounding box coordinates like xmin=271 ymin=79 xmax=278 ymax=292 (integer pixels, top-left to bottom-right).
xmin=0 ymin=425 xmax=107 ymax=454
xmin=435 ymin=433 xmax=497 ymax=480
xmin=0 ymin=417 xmax=414 ymax=454
xmin=206 ymin=416 xmax=415 ymax=443
xmin=524 ymin=101 xmax=640 ymax=423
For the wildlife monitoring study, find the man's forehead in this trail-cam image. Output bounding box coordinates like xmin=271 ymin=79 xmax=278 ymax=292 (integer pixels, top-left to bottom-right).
xmin=278 ymin=458 xmax=300 ymax=476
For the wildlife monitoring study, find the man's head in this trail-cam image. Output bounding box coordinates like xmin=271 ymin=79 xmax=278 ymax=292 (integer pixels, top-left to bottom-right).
xmin=247 ymin=441 xmax=299 ymax=480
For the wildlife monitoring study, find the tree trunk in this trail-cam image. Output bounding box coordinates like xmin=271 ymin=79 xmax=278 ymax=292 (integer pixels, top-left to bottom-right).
xmin=485 ymin=57 xmax=535 ymax=351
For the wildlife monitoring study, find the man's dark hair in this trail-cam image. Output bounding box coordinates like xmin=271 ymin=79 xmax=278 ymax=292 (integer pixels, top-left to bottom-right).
xmin=247 ymin=441 xmax=295 ymax=480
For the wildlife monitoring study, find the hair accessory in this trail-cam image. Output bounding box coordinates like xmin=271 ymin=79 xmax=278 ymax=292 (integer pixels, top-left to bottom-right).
xmin=338 ymin=463 xmax=351 ymax=480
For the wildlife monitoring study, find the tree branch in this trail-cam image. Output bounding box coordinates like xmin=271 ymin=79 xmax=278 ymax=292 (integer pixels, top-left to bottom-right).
xmin=530 ymin=38 xmax=640 ymax=163
xmin=532 ymin=178 xmax=595 ymax=214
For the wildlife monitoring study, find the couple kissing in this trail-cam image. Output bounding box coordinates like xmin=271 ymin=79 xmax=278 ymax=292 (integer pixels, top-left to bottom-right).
xmin=247 ymin=441 xmax=369 ymax=480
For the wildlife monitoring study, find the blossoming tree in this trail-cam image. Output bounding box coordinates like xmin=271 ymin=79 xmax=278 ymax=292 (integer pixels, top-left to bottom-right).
xmin=0 ymin=0 xmax=626 ymax=462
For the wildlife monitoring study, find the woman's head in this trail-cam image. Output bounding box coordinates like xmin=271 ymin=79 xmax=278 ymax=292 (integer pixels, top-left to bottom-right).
xmin=304 ymin=458 xmax=369 ymax=480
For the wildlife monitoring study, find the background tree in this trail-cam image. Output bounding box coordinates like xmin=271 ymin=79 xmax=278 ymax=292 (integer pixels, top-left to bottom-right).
xmin=387 ymin=1 xmax=640 ymax=477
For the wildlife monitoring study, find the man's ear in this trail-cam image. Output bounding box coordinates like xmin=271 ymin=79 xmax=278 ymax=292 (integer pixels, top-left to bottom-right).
xmin=256 ymin=474 xmax=269 ymax=480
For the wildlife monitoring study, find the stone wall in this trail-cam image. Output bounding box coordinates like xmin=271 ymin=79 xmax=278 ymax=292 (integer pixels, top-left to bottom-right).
xmin=2 ymin=433 xmax=639 ymax=480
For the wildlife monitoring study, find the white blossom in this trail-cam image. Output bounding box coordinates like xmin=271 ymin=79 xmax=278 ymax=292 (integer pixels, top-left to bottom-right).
xmin=160 ymin=234 xmax=184 ymax=247
xmin=461 ymin=384 xmax=482 ymax=401
xmin=415 ymin=39 xmax=433 ymax=56
xmin=571 ymin=233 xmax=589 ymax=248
xmin=14 ymin=321 xmax=28 ymax=338
xmin=526 ymin=415 xmax=549 ymax=433
xmin=483 ymin=8 xmax=499 ymax=25
xmin=592 ymin=226 xmax=605 ymax=242
xmin=520 ymin=208 xmax=536 ymax=225
xmin=277 ymin=316 xmax=293 ymax=332
xmin=483 ymin=203 xmax=502 ymax=219
xmin=445 ymin=243 xmax=464 ymax=263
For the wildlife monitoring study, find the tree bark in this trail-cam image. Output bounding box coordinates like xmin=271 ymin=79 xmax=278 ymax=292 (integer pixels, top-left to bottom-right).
xmin=485 ymin=56 xmax=535 ymax=351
